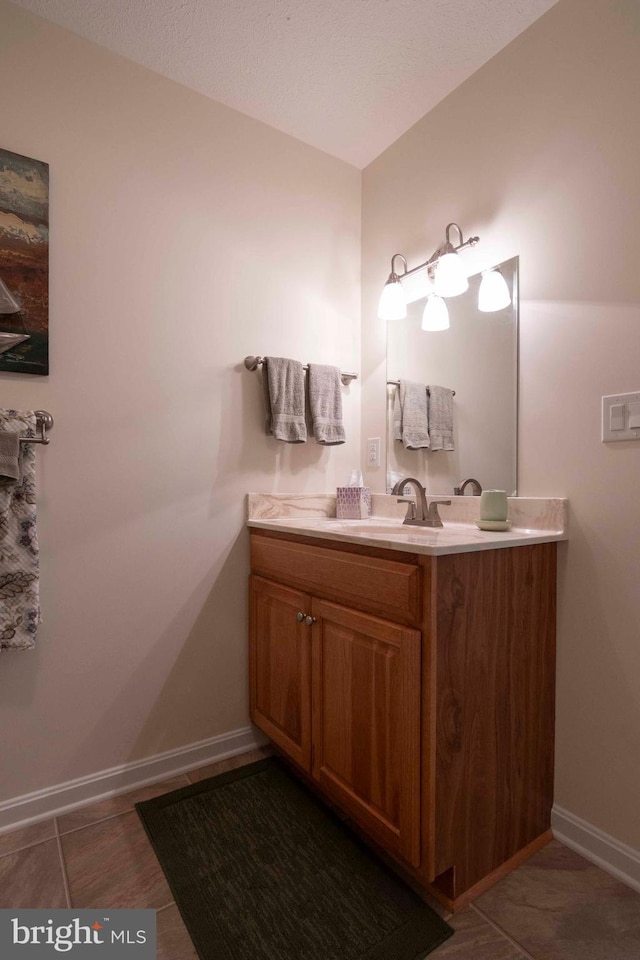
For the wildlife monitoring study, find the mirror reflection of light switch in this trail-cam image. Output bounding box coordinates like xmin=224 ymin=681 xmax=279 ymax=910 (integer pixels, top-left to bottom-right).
xmin=629 ymin=402 xmax=640 ymax=429
xmin=610 ymin=403 xmax=625 ymax=431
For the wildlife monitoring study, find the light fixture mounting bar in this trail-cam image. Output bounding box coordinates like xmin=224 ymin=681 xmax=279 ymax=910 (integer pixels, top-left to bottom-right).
xmin=389 ymin=223 xmax=479 ymax=280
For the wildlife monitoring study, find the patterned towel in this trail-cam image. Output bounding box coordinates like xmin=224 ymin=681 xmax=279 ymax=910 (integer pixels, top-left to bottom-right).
xmin=0 ymin=409 xmax=40 ymax=651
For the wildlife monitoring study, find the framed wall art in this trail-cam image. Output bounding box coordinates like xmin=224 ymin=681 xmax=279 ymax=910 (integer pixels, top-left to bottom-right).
xmin=0 ymin=147 xmax=49 ymax=375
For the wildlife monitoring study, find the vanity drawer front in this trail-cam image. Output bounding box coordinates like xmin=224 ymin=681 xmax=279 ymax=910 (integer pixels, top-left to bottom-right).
xmin=250 ymin=533 xmax=422 ymax=626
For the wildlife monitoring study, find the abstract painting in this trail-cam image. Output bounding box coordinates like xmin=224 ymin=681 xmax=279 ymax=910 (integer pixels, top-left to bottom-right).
xmin=0 ymin=148 xmax=49 ymax=375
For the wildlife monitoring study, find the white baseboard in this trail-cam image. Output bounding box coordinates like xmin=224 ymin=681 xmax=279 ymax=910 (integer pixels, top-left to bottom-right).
xmin=0 ymin=725 xmax=268 ymax=835
xmin=552 ymin=804 xmax=640 ymax=894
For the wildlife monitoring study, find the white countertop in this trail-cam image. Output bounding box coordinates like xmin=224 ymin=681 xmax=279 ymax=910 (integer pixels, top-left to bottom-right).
xmin=247 ymin=495 xmax=568 ymax=557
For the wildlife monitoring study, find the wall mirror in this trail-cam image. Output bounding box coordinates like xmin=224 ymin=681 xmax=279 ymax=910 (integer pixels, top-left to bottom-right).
xmin=386 ymin=256 xmax=518 ymax=495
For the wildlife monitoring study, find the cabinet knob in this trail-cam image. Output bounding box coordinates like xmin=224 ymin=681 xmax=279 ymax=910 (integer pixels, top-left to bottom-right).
xmin=305 ymin=615 xmax=317 ymax=626
xmin=296 ymin=612 xmax=305 ymax=622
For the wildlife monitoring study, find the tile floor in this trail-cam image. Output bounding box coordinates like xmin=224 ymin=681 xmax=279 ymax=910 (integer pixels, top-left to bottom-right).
xmin=1 ymin=747 xmax=640 ymax=959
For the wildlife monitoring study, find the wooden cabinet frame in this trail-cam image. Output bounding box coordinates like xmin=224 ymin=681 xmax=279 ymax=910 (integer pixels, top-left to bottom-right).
xmin=249 ymin=529 xmax=556 ymax=912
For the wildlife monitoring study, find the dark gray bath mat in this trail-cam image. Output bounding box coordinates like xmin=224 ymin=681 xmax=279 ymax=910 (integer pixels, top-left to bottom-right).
xmin=136 ymin=757 xmax=453 ymax=960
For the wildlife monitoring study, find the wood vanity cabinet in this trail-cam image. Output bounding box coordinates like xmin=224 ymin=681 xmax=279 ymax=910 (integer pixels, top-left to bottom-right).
xmin=249 ymin=528 xmax=557 ymax=911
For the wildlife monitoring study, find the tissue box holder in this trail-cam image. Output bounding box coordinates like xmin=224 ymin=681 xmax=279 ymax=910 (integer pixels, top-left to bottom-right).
xmin=336 ymin=486 xmax=371 ymax=519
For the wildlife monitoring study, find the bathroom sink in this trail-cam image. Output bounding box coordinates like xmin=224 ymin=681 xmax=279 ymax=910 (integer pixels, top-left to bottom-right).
xmin=330 ymin=520 xmax=410 ymax=534
xmin=329 ymin=519 xmax=444 ymax=536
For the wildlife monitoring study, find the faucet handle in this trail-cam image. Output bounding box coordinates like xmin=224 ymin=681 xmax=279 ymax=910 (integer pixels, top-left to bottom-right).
xmin=397 ymin=497 xmax=417 ymax=521
xmin=425 ymin=499 xmax=451 ymax=526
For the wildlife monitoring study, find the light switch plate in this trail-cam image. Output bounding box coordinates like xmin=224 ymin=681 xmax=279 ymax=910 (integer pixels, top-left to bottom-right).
xmin=602 ymin=392 xmax=640 ymax=442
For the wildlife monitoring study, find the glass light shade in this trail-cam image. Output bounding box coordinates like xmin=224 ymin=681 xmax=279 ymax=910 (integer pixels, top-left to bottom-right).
xmin=421 ymin=295 xmax=450 ymax=331
xmin=478 ymin=269 xmax=511 ymax=312
xmin=433 ymin=252 xmax=468 ymax=298
xmin=400 ymin=269 xmax=433 ymax=304
xmin=377 ymin=279 xmax=407 ymax=320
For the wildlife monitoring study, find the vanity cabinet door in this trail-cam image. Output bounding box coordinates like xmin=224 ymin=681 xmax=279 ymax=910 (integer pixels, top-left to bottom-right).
xmin=249 ymin=575 xmax=312 ymax=772
xmin=310 ymin=598 xmax=422 ymax=867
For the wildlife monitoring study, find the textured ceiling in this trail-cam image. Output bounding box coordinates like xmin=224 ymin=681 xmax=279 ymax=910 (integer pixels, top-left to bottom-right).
xmin=9 ymin=0 xmax=558 ymax=167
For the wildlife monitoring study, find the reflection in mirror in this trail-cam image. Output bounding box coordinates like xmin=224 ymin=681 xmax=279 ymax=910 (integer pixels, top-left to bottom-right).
xmin=386 ymin=256 xmax=518 ymax=496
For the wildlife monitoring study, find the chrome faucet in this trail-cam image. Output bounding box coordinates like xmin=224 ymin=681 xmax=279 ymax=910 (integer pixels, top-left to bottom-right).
xmin=391 ymin=477 xmax=451 ymax=528
xmin=454 ymin=477 xmax=482 ymax=496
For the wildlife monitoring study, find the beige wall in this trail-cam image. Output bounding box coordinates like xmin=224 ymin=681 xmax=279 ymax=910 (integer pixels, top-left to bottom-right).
xmin=362 ymin=0 xmax=640 ymax=850
xmin=0 ymin=1 xmax=360 ymax=800
xmin=2 ymin=0 xmax=640 ymax=862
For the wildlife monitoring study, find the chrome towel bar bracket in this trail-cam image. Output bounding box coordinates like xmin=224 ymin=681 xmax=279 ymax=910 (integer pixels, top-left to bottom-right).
xmin=19 ymin=410 xmax=54 ymax=445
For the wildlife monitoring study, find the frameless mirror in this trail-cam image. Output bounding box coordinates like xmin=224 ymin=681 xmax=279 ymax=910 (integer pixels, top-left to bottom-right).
xmin=386 ymin=256 xmax=518 ymax=495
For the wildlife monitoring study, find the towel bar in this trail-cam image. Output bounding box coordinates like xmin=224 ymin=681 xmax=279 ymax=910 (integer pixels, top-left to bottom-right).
xmin=19 ymin=410 xmax=54 ymax=445
xmin=244 ymin=356 xmax=357 ymax=386
xmin=387 ymin=380 xmax=455 ymax=396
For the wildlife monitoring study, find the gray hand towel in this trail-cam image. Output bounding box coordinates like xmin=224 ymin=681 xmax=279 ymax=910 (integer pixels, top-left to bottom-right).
xmin=0 ymin=430 xmax=21 ymax=484
xmin=428 ymin=385 xmax=455 ymax=451
xmin=0 ymin=409 xmax=40 ymax=651
xmin=392 ymin=389 xmax=402 ymax=442
xmin=263 ymin=357 xmax=307 ymax=443
xmin=394 ymin=380 xmax=430 ymax=449
xmin=308 ymin=364 xmax=346 ymax=445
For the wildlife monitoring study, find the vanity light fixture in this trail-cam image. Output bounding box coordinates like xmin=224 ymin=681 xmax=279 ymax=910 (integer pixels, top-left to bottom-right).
xmin=416 ymin=273 xmax=450 ymax=331
xmin=377 ymin=254 xmax=408 ymax=320
xmin=478 ymin=268 xmax=512 ymax=312
xmin=421 ymin=294 xmax=450 ymax=331
xmin=377 ymin=223 xmax=479 ymax=323
xmin=432 ymin=223 xmax=470 ymax=298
